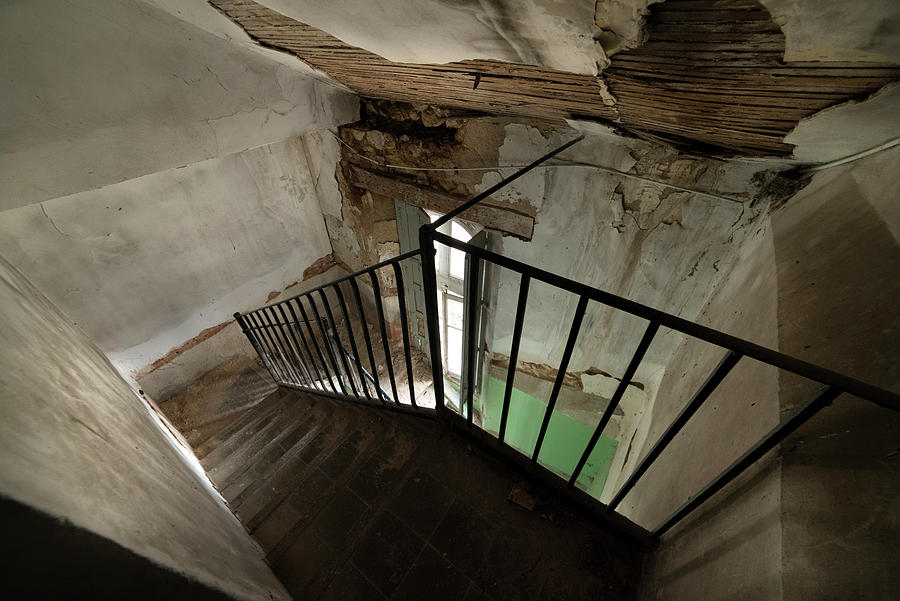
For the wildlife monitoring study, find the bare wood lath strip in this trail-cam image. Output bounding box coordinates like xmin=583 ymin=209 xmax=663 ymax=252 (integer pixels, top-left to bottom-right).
xmin=211 ymin=0 xmax=899 ymax=157
xmin=607 ymin=0 xmax=900 ymax=155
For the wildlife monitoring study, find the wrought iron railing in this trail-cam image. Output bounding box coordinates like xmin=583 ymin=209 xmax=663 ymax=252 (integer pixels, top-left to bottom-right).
xmin=235 ymin=137 xmax=900 ymax=544
xmin=234 ymin=251 xmax=430 ymax=414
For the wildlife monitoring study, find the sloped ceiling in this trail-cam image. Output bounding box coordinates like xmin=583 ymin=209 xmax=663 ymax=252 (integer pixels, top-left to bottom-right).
xmin=211 ymin=0 xmax=900 ymax=156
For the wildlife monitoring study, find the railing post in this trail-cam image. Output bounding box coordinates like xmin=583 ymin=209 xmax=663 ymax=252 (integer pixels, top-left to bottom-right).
xmin=419 ymin=223 xmax=446 ymax=415
xmin=233 ymin=312 xmax=278 ymax=383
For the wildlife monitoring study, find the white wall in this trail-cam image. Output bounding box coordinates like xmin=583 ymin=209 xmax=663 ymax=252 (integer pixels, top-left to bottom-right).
xmin=0 ymin=137 xmax=339 ymax=392
xmin=0 ymin=256 xmax=289 ymax=601
xmin=0 ymin=0 xmax=358 ymax=398
xmin=0 ymin=0 xmax=356 ymax=209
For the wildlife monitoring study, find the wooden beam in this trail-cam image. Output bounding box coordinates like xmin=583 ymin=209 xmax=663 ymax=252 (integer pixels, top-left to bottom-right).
xmin=348 ymin=165 xmax=535 ymax=240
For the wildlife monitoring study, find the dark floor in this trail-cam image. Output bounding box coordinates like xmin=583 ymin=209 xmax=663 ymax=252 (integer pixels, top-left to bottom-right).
xmin=168 ymin=385 xmax=645 ymax=601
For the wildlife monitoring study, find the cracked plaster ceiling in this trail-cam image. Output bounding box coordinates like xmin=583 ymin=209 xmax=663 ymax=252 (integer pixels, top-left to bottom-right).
xmin=210 ymin=0 xmax=900 ymax=157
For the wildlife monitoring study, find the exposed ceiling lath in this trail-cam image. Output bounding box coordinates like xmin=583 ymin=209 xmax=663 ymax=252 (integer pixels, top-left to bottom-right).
xmin=210 ymin=0 xmax=899 ymax=157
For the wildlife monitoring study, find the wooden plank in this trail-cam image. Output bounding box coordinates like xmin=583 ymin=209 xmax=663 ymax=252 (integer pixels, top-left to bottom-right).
xmin=348 ymin=165 xmax=535 ymax=240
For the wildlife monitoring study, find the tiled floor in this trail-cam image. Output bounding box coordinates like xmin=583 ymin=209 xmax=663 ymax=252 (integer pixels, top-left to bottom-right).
xmin=164 ymin=387 xmax=644 ymax=600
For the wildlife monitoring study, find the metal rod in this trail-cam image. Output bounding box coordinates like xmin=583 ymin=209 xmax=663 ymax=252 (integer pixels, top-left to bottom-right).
xmin=499 ymin=273 xmax=530 ymax=444
xmin=317 ymin=289 xmax=358 ymax=398
xmin=333 ymin=282 xmax=372 ymax=400
xmin=608 ymin=351 xmax=743 ymax=511
xmin=246 ymin=311 xmax=287 ymax=383
xmin=307 ymin=293 xmax=345 ymax=394
xmin=275 ymin=303 xmax=315 ymax=387
xmin=284 ymin=299 xmax=327 ymax=392
xmin=268 ymin=305 xmax=309 ymax=386
xmin=293 ymin=297 xmax=339 ymax=394
xmin=249 ymin=250 xmax=423 ymax=314
xmin=369 ymin=270 xmax=401 ymax=404
xmin=332 ymin=339 xmax=393 ymax=402
xmin=431 ymin=230 xmax=900 ymax=412
xmin=349 ymin=276 xmax=389 ymax=404
xmin=262 ymin=306 xmax=302 ymax=386
xmin=242 ymin=318 xmax=319 ymax=332
xmin=234 ymin=312 xmax=279 ymax=383
xmin=419 ymin=225 xmax=446 ymax=414
xmin=463 ymin=255 xmax=482 ymax=425
xmin=651 ymin=386 xmax=843 ymax=539
xmin=392 ymin=261 xmax=418 ymax=407
xmin=532 ymin=295 xmax=589 ymax=464
xmin=430 ymin=135 xmax=584 ymax=229
xmin=570 ymin=321 xmax=659 ymax=486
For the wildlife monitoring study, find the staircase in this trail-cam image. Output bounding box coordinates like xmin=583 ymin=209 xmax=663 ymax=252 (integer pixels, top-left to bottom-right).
xmin=178 ymin=385 xmax=644 ymax=600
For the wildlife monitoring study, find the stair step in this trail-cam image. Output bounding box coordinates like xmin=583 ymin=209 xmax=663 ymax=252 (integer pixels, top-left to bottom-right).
xmin=194 ymin=389 xmax=286 ymax=462
xmin=200 ymin=396 xmax=288 ymax=472
xmin=233 ymin=405 xmax=365 ymax=530
xmin=220 ymin=400 xmax=334 ymax=504
xmin=206 ymin=397 xmax=314 ymax=488
xmin=258 ymin=415 xmax=398 ymax=561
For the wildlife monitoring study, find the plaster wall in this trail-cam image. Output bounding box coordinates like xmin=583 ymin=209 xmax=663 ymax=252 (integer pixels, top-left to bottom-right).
xmin=0 ymin=256 xmax=288 ymax=601
xmin=639 ymin=144 xmax=900 ymax=601
xmin=0 ymin=0 xmax=359 ymax=398
xmin=483 ymin=123 xmax=769 ymax=426
xmin=0 ymin=137 xmax=341 ymax=398
xmin=0 ymin=0 xmax=356 ymax=210
xmin=771 ymin=147 xmax=900 ymax=600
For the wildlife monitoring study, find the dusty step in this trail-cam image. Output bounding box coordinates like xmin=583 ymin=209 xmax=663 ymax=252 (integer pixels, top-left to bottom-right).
xmin=206 ymin=396 xmax=315 ymax=488
xmin=199 ymin=391 xmax=290 ymax=471
xmin=257 ymin=414 xmax=401 ymax=561
xmin=220 ymin=400 xmax=335 ymax=503
xmin=232 ymin=403 xmax=367 ymax=530
xmin=193 ymin=388 xmax=287 ymax=461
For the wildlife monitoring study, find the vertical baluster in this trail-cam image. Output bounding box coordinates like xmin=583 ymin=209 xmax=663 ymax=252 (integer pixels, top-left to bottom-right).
xmin=369 ymin=270 xmax=400 ymax=404
xmin=274 ymin=303 xmax=314 ymax=387
xmin=392 ymin=261 xmax=418 ymax=407
xmin=246 ymin=312 xmax=287 ymax=383
xmin=261 ymin=306 xmax=301 ymax=385
xmin=569 ymin=321 xmax=659 ymax=485
xmin=532 ymin=295 xmax=589 ymax=463
xmin=317 ymin=289 xmax=359 ymax=398
xmin=333 ymin=282 xmax=372 ymax=401
xmin=296 ymin=296 xmax=339 ymax=394
xmin=307 ymin=293 xmax=346 ymax=396
xmin=463 ymin=256 xmax=482 ymax=425
xmin=419 ymin=225 xmax=445 ymax=413
xmin=234 ymin=312 xmax=278 ymax=383
xmin=499 ymin=273 xmax=530 ymax=444
xmin=349 ymin=276 xmax=389 ymax=404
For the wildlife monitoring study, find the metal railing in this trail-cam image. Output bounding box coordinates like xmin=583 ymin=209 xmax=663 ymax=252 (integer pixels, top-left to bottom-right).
xmin=235 ymin=137 xmax=900 ymax=545
xmin=234 ymin=250 xmax=429 ymax=415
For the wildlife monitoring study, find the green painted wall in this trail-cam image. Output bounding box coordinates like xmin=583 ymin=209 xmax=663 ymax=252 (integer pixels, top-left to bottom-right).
xmin=480 ymin=376 xmax=618 ymax=493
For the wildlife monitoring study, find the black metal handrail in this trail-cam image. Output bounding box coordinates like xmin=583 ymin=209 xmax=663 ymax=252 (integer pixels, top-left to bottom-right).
xmin=235 ymin=136 xmax=900 ymax=545
xmin=234 ymin=250 xmax=426 ymax=411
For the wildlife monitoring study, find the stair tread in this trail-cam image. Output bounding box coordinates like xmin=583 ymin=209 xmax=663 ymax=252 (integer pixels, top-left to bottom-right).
xmin=200 ymin=391 xmax=290 ymax=471
xmin=220 ymin=400 xmax=334 ymax=503
xmin=207 ymin=397 xmax=315 ymax=488
xmin=194 ymin=389 xmax=286 ymax=462
xmin=233 ymin=404 xmax=365 ymax=529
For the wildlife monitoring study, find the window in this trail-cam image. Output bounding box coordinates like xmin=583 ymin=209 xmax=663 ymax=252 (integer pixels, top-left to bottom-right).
xmin=428 ymin=212 xmax=474 ymax=381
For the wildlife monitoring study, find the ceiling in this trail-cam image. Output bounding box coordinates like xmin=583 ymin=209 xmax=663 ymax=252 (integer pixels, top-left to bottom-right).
xmin=210 ymin=0 xmax=900 ymax=157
